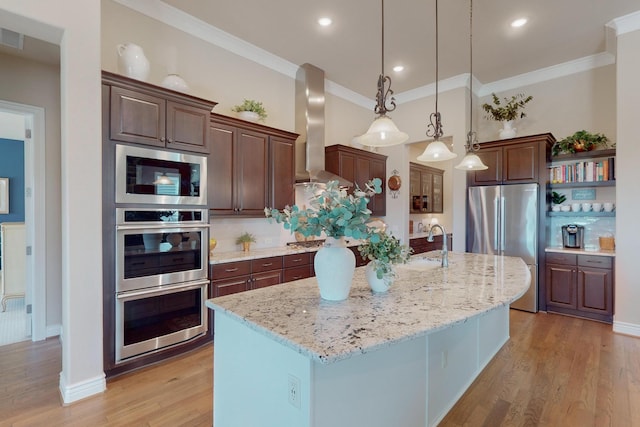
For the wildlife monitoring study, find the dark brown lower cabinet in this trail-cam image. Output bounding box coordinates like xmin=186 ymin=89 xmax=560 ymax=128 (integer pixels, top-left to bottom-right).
xmin=545 ymin=252 xmax=613 ymax=323
xmin=409 ymin=234 xmax=453 ymax=255
xmin=211 ymin=257 xmax=284 ymax=297
xmin=283 ymin=252 xmax=313 ymax=282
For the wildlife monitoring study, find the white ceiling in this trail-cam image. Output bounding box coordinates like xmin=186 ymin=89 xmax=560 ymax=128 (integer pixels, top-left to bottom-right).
xmin=2 ymin=1 xmax=639 ymax=100
xmin=159 ymin=0 xmax=640 ymax=98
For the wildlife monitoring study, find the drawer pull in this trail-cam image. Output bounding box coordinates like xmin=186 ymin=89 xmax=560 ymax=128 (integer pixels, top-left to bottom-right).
xmin=262 ymin=262 xmax=273 ymax=267
xmin=292 ymin=276 xmax=302 ymax=280
xmin=224 ymin=267 xmax=239 ymax=273
xmin=292 ymin=258 xmax=303 ymax=263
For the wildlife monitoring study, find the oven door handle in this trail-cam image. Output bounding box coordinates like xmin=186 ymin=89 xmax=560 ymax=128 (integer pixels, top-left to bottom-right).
xmin=116 ymin=223 xmax=208 ymax=231
xmin=117 ymin=280 xmax=208 ymax=300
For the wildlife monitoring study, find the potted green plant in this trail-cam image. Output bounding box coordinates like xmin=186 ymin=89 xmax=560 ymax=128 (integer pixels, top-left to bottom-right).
xmin=232 ymin=99 xmax=267 ymax=122
xmin=265 ymin=178 xmax=382 ymax=300
xmin=481 ymin=93 xmax=533 ymax=139
xmin=551 ymin=191 xmax=566 ymax=205
xmin=551 ymin=191 xmax=566 ymax=212
xmin=358 ymin=230 xmax=413 ymax=292
xmin=236 ymin=232 xmax=256 ymax=252
xmin=551 ymin=130 xmax=609 ymax=156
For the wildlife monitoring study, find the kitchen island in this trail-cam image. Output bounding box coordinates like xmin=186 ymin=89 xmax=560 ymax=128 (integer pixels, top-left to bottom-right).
xmin=206 ymin=252 xmax=530 ymax=427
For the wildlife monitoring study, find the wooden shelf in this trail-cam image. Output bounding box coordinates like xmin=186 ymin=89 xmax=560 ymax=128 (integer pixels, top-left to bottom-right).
xmin=550 ymin=148 xmax=616 ymax=162
xmin=549 ymin=180 xmax=615 ymax=189
xmin=547 ymin=211 xmax=615 ymax=218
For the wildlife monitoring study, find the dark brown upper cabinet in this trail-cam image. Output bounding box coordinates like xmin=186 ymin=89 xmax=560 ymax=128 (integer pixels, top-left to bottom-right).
xmin=208 ymin=113 xmax=297 ymax=217
xmin=103 ymin=71 xmax=215 ymax=154
xmin=468 ymin=133 xmax=554 ymax=186
xmin=324 ymin=144 xmax=387 ymax=216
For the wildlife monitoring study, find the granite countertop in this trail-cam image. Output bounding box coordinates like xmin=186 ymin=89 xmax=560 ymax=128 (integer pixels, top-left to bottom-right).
xmin=545 ymin=247 xmax=616 ymax=257
xmin=206 ymin=251 xmax=530 ymax=364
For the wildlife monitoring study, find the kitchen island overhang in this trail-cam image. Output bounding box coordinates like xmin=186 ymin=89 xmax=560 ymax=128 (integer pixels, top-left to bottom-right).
xmin=207 ymin=252 xmax=530 ymax=427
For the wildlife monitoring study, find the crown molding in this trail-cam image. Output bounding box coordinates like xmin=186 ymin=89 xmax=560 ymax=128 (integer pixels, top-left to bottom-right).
xmin=395 ymin=74 xmax=469 ymax=104
xmin=324 ymin=79 xmax=373 ymax=109
xmin=607 ymin=10 xmax=640 ymax=36
xmin=477 ymin=52 xmax=615 ymax=97
xmin=115 ymin=0 xmax=621 ymax=108
xmin=113 ymin=0 xmax=299 ymax=78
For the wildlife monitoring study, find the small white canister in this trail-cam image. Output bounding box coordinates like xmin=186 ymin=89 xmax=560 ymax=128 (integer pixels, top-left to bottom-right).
xmin=117 ymin=43 xmax=150 ymax=81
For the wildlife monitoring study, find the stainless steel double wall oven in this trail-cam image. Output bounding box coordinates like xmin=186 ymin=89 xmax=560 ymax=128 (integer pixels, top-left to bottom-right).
xmin=113 ymin=144 xmax=209 ymax=363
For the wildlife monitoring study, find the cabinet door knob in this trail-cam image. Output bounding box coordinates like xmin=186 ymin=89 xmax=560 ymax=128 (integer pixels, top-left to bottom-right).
xmin=167 ymin=138 xmax=173 ymax=143
xmin=160 ymin=137 xmax=166 ymax=142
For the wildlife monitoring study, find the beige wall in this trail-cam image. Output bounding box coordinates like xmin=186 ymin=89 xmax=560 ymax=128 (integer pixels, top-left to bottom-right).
xmin=0 ymin=0 xmax=104 ymax=402
xmin=0 ymin=52 xmax=62 ymax=330
xmin=477 ymin=65 xmax=617 ymax=144
xmin=614 ymin=28 xmax=640 ymax=331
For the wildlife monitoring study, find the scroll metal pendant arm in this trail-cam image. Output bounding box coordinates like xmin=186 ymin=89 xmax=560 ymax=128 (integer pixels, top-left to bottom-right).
xmin=426 ymin=111 xmax=444 ymax=140
xmin=374 ymin=74 xmax=397 ymax=115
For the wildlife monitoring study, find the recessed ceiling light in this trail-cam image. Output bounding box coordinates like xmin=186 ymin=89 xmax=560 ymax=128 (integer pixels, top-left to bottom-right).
xmin=318 ymin=17 xmax=333 ymax=27
xmin=511 ymin=18 xmax=527 ymax=28
xmin=393 ymin=65 xmax=404 ymax=72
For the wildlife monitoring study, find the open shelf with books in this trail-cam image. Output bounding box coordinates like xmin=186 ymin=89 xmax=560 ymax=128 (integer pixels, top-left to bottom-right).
xmin=548 ymin=148 xmax=615 ymax=188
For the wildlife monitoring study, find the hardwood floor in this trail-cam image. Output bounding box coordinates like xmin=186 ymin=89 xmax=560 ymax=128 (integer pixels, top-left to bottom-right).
xmin=1 ymin=310 xmax=639 ymax=426
xmin=440 ymin=310 xmax=640 ymax=426
xmin=0 ymin=339 xmax=213 ymax=426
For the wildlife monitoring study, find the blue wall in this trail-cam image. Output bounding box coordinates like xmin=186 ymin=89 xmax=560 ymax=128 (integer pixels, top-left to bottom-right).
xmin=0 ymin=138 xmax=25 ymax=223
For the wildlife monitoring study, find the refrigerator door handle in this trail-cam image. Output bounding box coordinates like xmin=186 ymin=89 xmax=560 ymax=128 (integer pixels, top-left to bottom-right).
xmin=500 ymin=196 xmax=506 ymax=254
xmin=493 ymin=197 xmax=499 ymax=251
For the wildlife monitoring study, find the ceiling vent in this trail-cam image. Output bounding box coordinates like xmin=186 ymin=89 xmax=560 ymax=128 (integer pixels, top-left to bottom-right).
xmin=0 ymin=28 xmax=24 ymax=50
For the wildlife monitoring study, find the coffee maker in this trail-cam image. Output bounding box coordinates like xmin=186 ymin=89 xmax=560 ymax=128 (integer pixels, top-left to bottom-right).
xmin=562 ymin=224 xmax=585 ymax=249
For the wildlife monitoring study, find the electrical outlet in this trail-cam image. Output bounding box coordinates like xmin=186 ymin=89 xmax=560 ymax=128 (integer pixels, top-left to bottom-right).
xmin=264 ymin=238 xmax=273 ymax=245
xmin=441 ymin=350 xmax=448 ymax=369
xmin=288 ymin=374 xmax=301 ymax=408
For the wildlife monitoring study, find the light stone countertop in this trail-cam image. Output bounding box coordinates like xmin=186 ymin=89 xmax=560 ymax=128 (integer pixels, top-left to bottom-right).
xmin=545 ymin=247 xmax=616 ymax=257
xmin=206 ymin=251 xmax=530 ymax=364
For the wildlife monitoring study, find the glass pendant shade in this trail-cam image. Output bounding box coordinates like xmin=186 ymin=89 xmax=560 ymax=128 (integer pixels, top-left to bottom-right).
xmin=417 ymin=139 xmax=457 ymax=162
xmin=455 ymin=152 xmax=488 ymax=170
xmin=353 ymin=116 xmax=409 ymax=147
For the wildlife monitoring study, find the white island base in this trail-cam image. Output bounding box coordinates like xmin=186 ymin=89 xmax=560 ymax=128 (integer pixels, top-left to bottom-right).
xmin=213 ymin=305 xmax=509 ymax=427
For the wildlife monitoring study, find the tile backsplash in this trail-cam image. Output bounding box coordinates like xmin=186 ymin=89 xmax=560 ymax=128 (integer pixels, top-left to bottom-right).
xmin=209 ymin=217 xmax=295 ymax=253
xmin=547 ymin=216 xmax=616 ymax=250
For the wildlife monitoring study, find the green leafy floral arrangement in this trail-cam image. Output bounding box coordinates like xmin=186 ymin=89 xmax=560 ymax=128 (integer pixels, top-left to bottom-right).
xmin=481 ymin=93 xmax=533 ymax=122
xmin=265 ymin=178 xmax=382 ymax=239
xmin=358 ymin=231 xmax=413 ymax=284
xmin=232 ymin=99 xmax=267 ymax=121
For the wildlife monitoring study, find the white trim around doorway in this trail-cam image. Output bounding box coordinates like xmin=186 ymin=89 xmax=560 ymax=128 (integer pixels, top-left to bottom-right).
xmin=0 ymin=99 xmax=47 ymax=342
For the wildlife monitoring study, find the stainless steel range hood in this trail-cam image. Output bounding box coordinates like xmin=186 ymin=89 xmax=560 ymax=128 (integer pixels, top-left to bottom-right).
xmin=295 ymin=63 xmax=352 ymax=188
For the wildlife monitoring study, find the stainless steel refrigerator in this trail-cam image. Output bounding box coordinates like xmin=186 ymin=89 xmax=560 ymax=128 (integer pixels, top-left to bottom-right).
xmin=467 ymin=183 xmax=538 ymax=312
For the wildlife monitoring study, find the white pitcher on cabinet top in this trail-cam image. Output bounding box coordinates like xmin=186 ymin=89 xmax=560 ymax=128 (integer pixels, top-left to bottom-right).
xmin=117 ymin=43 xmax=150 ymax=81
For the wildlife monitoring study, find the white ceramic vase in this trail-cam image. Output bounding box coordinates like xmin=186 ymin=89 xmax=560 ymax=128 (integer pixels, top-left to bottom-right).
xmin=161 ymin=74 xmax=189 ymax=93
xmin=499 ymin=120 xmax=517 ymax=139
xmin=237 ymin=111 xmax=260 ymax=122
xmin=365 ymin=262 xmax=393 ymax=293
xmin=117 ymin=43 xmax=150 ymax=81
xmin=314 ymin=237 xmax=355 ymax=301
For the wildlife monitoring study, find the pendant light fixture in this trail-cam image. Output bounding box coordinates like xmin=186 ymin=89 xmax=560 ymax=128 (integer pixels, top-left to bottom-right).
xmin=352 ymin=0 xmax=408 ymax=147
xmin=417 ymin=0 xmax=457 ymax=162
xmin=455 ymin=0 xmax=488 ymax=171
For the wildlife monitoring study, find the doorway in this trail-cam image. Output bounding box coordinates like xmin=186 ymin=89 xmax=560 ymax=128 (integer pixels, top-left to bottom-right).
xmin=0 ymin=103 xmax=47 ymax=343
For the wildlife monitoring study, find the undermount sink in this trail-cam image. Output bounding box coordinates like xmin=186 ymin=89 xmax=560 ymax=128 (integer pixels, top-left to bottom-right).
xmin=397 ymin=256 xmax=443 ymax=272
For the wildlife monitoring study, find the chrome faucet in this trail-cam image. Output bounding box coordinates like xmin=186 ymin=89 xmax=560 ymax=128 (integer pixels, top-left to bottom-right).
xmin=427 ymin=224 xmax=448 ymax=267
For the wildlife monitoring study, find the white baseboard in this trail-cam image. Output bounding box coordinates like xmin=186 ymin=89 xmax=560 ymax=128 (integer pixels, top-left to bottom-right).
xmin=613 ymin=320 xmax=640 ymax=337
xmin=59 ymin=372 xmax=106 ymax=405
xmin=46 ymin=324 xmax=61 ymax=339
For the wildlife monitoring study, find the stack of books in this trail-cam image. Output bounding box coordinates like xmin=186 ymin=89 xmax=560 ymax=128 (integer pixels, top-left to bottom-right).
xmin=549 ymin=157 xmax=615 ymax=184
